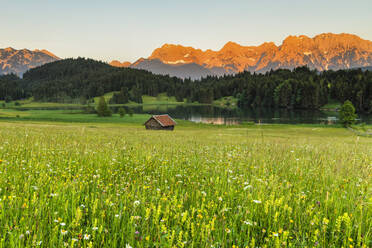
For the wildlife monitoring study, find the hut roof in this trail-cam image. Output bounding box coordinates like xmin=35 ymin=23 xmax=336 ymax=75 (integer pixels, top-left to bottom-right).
xmin=144 ymin=114 xmax=177 ymax=127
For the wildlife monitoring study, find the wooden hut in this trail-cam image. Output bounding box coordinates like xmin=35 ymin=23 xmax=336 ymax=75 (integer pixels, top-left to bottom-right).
xmin=144 ymin=114 xmax=177 ymax=130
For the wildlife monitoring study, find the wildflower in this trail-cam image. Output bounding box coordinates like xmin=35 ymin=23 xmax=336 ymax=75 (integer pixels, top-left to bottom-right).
xmin=201 ymin=191 xmax=207 ymax=196
xmin=83 ymin=234 xmax=90 ymax=240
xmin=273 ymin=232 xmax=279 ymax=237
xmin=54 ymin=219 xmax=59 ymax=223
xmin=25 ymin=230 xmax=30 ymax=235
xmin=348 ymin=237 xmax=353 ymax=242
xmin=92 ymin=227 xmax=98 ymax=231
xmin=19 ymin=234 xmax=25 ymax=239
xmin=145 ymin=236 xmax=150 ymax=241
xmin=115 ymin=214 xmax=120 ymax=218
xmin=244 ymin=185 xmax=252 ymax=190
xmin=135 ymin=231 xmax=139 ymax=235
xmin=133 ymin=200 xmax=140 ymax=207
xmin=218 ymin=197 xmax=223 ymax=201
xmin=72 ymin=238 xmax=78 ymax=242
xmin=61 ymin=230 xmax=68 ymax=235
xmin=225 ymin=228 xmax=231 ymax=233
xmin=60 ymin=222 xmax=66 ymax=226
xmin=253 ymin=200 xmax=262 ymax=204
xmin=126 ymin=244 xmax=133 ymax=248
xmin=244 ymin=220 xmax=253 ymax=226
xmin=37 ymin=241 xmax=42 ymax=246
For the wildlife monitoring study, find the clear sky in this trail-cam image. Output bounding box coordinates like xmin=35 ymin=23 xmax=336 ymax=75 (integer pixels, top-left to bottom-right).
xmin=1 ymin=0 xmax=372 ymax=63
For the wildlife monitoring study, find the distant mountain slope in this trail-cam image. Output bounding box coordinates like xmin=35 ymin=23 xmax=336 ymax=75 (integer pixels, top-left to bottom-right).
xmin=130 ymin=58 xmax=218 ymax=80
xmin=111 ymin=33 xmax=372 ymax=78
xmin=0 ymin=47 xmax=60 ymax=76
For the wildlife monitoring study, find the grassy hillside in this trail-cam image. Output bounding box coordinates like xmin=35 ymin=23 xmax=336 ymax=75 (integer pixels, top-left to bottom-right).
xmin=0 ymin=122 xmax=370 ymax=247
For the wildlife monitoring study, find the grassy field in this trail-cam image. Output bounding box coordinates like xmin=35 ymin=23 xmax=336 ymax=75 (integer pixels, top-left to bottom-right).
xmin=0 ymin=121 xmax=370 ymax=247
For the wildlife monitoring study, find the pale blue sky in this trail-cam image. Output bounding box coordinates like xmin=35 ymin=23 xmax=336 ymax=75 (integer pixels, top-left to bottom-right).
xmin=1 ymin=0 xmax=371 ymax=62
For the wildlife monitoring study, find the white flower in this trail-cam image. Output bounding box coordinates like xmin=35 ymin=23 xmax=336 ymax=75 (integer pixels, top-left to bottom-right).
xmin=273 ymin=232 xmax=279 ymax=237
xmin=244 ymin=185 xmax=252 ymax=190
xmin=61 ymin=230 xmax=68 ymax=235
xmin=25 ymin=230 xmax=30 ymax=235
xmin=60 ymin=222 xmax=66 ymax=226
xmin=133 ymin=200 xmax=140 ymax=207
xmin=218 ymin=197 xmax=223 ymax=201
xmin=19 ymin=234 xmax=25 ymax=239
xmin=115 ymin=214 xmax=120 ymax=218
xmin=126 ymin=244 xmax=133 ymax=248
xmin=83 ymin=234 xmax=90 ymax=240
xmin=54 ymin=219 xmax=59 ymax=223
xmin=72 ymin=238 xmax=78 ymax=242
xmin=244 ymin=220 xmax=253 ymax=226
xmin=253 ymin=200 xmax=262 ymax=204
xmin=92 ymin=227 xmax=98 ymax=231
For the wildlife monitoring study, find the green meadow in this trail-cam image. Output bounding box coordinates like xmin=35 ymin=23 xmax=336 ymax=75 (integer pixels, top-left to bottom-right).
xmin=0 ymin=119 xmax=370 ymax=247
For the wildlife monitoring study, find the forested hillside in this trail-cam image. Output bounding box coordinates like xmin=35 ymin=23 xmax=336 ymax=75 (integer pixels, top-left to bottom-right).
xmin=1 ymin=58 xmax=371 ymax=113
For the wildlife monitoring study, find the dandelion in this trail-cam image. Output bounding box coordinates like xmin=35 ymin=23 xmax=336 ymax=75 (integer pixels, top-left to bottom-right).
xmin=83 ymin=234 xmax=90 ymax=240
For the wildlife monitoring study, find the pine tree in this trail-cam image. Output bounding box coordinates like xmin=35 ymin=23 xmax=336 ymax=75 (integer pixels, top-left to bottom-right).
xmin=118 ymin=107 xmax=126 ymax=118
xmin=96 ymin=96 xmax=112 ymax=117
xmin=339 ymin=100 xmax=357 ymax=127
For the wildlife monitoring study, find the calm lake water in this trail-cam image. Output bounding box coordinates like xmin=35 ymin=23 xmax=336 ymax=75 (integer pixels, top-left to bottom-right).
xmin=122 ymin=105 xmax=372 ymax=125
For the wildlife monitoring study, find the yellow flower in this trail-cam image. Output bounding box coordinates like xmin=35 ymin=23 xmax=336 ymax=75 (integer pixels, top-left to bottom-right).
xmin=145 ymin=236 xmax=150 ymax=241
xmin=348 ymin=237 xmax=353 ymax=242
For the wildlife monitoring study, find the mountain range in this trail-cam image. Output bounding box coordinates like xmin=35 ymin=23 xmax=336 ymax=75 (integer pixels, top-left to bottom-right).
xmin=0 ymin=47 xmax=59 ymax=76
xmin=1 ymin=33 xmax=372 ymax=79
xmin=111 ymin=33 xmax=372 ymax=79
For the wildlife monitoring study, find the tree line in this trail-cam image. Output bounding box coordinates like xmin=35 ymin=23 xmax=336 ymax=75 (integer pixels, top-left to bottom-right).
xmin=0 ymin=58 xmax=371 ymax=113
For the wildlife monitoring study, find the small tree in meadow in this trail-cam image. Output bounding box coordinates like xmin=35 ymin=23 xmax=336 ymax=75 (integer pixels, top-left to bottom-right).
xmin=118 ymin=107 xmax=126 ymax=118
xmin=97 ymin=96 xmax=112 ymax=117
xmin=339 ymin=100 xmax=357 ymax=127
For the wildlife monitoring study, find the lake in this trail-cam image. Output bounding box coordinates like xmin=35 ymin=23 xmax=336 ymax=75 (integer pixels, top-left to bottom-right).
xmin=122 ymin=105 xmax=372 ymax=125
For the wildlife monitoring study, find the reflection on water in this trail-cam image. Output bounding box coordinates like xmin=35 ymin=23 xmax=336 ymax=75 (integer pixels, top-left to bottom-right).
xmin=118 ymin=105 xmax=372 ymax=125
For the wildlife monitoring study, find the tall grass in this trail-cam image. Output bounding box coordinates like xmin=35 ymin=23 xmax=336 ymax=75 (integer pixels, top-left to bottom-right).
xmin=0 ymin=123 xmax=370 ymax=247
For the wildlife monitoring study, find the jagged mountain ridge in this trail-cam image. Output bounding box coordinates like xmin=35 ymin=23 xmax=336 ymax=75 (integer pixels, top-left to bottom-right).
xmin=0 ymin=47 xmax=60 ymax=76
xmin=111 ymin=33 xmax=372 ymax=79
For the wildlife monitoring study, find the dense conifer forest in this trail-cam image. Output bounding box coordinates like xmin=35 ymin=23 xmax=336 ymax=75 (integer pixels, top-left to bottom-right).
xmin=0 ymin=58 xmax=371 ymax=113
